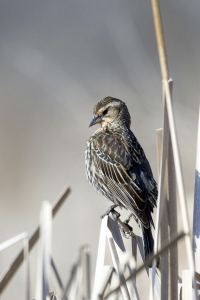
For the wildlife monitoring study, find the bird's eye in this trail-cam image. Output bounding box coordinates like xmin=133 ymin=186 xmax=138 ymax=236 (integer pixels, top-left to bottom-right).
xmin=102 ymin=108 xmax=109 ymax=115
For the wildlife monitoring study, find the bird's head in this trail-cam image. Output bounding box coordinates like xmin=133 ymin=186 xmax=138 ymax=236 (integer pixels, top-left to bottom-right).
xmin=89 ymin=96 xmax=131 ymax=128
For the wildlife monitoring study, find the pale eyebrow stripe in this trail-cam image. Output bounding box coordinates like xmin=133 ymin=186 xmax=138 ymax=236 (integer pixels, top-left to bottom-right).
xmin=101 ymin=101 xmax=120 ymax=111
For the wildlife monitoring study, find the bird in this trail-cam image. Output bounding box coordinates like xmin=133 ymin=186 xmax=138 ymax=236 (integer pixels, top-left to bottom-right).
xmin=85 ymin=96 xmax=157 ymax=258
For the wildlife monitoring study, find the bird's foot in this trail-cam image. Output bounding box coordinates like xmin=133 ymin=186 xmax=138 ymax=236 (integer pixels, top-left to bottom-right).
xmin=101 ymin=205 xmax=120 ymax=220
xmin=121 ymin=222 xmax=133 ymax=239
xmin=121 ymin=213 xmax=134 ymax=238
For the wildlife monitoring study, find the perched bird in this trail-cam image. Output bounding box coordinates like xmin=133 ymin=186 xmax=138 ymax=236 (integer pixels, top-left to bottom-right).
xmin=85 ymin=96 xmax=157 ymax=258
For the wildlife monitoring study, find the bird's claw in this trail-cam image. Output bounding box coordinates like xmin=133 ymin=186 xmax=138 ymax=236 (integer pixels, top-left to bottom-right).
xmin=121 ymin=222 xmax=134 ymax=238
xmin=110 ymin=209 xmax=120 ymax=221
xmin=101 ymin=205 xmax=120 ymax=220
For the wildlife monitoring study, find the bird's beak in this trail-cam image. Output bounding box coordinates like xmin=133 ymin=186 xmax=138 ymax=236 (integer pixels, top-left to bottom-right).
xmin=89 ymin=115 xmax=102 ymax=127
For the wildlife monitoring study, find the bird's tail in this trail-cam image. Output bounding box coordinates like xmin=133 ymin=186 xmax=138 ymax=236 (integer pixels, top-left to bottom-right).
xmin=142 ymin=226 xmax=154 ymax=260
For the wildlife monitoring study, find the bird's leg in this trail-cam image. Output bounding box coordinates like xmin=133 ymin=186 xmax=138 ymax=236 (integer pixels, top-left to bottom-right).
xmin=101 ymin=204 xmax=120 ymax=219
xmin=101 ymin=207 xmax=134 ymax=238
xmin=119 ymin=213 xmax=134 ymax=238
xmin=124 ymin=213 xmax=134 ymax=225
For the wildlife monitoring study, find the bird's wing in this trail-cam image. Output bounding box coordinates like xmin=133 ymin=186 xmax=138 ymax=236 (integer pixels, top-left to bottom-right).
xmin=128 ymin=131 xmax=158 ymax=208
xmin=92 ymin=131 xmax=156 ymax=216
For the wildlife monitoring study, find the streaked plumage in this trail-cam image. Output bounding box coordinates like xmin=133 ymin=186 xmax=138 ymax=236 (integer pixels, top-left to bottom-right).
xmin=85 ymin=96 xmax=157 ymax=258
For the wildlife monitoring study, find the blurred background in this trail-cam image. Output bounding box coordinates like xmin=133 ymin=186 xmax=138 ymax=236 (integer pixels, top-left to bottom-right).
xmin=0 ymin=0 xmax=199 ymax=299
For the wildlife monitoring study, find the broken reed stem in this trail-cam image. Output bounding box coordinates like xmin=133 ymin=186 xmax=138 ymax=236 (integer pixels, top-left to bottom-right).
xmin=104 ymin=231 xmax=186 ymax=299
xmin=150 ymin=0 xmax=195 ymax=277
xmin=0 ymin=186 xmax=71 ymax=295
xmin=150 ymin=0 xmax=169 ymax=80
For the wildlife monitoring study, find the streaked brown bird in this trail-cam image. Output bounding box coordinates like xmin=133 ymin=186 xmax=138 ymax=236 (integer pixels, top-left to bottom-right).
xmin=85 ymin=96 xmax=157 ymax=258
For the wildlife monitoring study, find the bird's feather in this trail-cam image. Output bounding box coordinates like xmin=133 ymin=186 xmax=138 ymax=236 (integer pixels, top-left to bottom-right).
xmin=88 ymin=129 xmax=157 ymax=227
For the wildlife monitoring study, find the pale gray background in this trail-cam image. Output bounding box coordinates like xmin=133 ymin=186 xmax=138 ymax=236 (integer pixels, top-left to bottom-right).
xmin=0 ymin=0 xmax=199 ymax=299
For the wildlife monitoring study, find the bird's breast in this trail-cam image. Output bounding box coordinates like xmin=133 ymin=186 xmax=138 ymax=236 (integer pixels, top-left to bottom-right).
xmin=85 ymin=138 xmax=97 ymax=186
